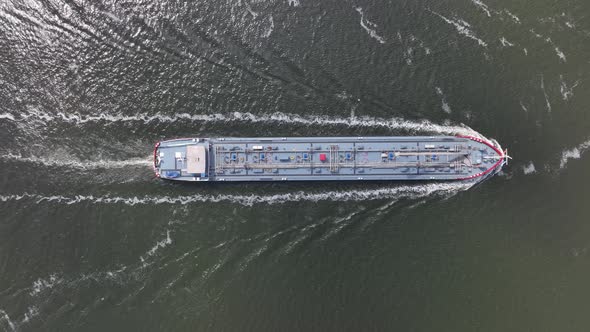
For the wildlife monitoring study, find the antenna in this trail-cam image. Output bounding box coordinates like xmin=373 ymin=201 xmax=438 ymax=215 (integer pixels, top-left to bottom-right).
xmin=503 ymin=149 xmax=512 ymax=165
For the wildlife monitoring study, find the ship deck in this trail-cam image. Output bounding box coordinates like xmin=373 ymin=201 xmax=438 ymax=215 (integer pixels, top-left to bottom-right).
xmin=154 ymin=136 xmax=506 ymax=182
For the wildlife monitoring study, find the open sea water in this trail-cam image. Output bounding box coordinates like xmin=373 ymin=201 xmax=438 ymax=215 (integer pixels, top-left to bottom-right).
xmin=1 ymin=0 xmax=590 ymax=331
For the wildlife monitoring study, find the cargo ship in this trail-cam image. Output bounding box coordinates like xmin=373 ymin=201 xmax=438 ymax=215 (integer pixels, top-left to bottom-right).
xmin=153 ymin=136 xmax=509 ymax=182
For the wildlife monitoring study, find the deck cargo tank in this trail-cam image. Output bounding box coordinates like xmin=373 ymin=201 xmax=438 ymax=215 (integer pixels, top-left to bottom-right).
xmin=153 ymin=136 xmax=509 ymax=183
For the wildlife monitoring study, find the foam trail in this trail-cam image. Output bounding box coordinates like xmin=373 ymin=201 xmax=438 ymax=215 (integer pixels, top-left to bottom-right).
xmin=0 ymin=113 xmax=15 ymax=121
xmin=1 ymin=110 xmax=479 ymax=136
xmin=1 ymin=154 xmax=151 ymax=169
xmin=355 ymin=7 xmax=386 ymax=44
xmin=429 ymin=10 xmax=487 ymax=47
xmin=503 ymin=10 xmax=521 ymax=23
xmin=529 ymin=29 xmax=543 ymax=38
xmin=522 ymin=162 xmax=536 ymax=174
xmin=21 ymin=306 xmax=39 ymax=324
xmin=553 ymin=46 xmax=566 ymax=62
xmin=435 ymin=87 xmax=452 ymax=113
xmin=0 ymin=183 xmax=473 ymax=207
xmin=144 ymin=230 xmax=172 ymax=258
xmin=0 ymin=309 xmax=16 ymax=331
xmin=471 ymin=0 xmax=492 ymax=17
xmin=262 ymin=15 xmax=274 ymax=38
xmin=545 ymin=38 xmax=566 ymax=62
xmin=540 ymin=76 xmax=552 ymax=112
xmin=320 ymin=208 xmax=365 ymax=241
xmin=560 ymin=139 xmax=590 ymax=169
xmin=559 ymin=75 xmax=579 ymax=101
xmin=499 ymin=37 xmax=514 ymax=47
xmin=237 ymin=244 xmax=268 ymax=272
xmin=30 ymin=274 xmax=63 ymax=296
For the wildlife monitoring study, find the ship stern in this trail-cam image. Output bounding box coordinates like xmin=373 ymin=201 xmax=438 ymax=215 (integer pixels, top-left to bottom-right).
xmin=153 ymin=141 xmax=161 ymax=178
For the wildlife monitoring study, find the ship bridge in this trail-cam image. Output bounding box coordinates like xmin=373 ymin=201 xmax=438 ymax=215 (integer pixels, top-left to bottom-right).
xmin=154 ymin=139 xmax=210 ymax=180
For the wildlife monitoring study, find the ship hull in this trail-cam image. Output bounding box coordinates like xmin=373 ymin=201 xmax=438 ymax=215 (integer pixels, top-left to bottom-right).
xmin=153 ymin=136 xmax=507 ymax=183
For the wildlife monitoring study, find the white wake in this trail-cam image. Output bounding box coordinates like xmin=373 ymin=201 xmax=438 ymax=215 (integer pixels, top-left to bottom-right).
xmin=1 ymin=110 xmax=480 ymax=136
xmin=0 ymin=154 xmax=151 ymax=169
xmin=560 ymin=139 xmax=590 ymax=169
xmin=0 ymin=182 xmax=473 ymax=207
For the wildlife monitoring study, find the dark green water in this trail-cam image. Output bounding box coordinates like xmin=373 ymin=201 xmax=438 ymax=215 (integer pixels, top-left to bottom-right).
xmin=1 ymin=0 xmax=590 ymax=331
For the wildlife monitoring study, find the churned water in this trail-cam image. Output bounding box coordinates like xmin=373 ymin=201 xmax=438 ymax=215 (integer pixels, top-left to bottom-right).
xmin=1 ymin=0 xmax=590 ymax=331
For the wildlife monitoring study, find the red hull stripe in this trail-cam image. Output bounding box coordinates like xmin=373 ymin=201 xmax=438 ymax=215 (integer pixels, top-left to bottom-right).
xmin=455 ymin=135 xmax=504 ymax=180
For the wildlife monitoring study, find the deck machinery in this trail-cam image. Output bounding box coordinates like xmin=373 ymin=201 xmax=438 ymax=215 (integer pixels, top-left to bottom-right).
xmin=153 ymin=136 xmax=509 ymax=182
